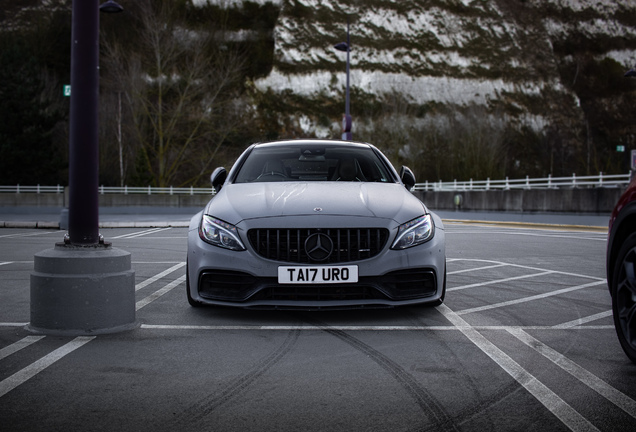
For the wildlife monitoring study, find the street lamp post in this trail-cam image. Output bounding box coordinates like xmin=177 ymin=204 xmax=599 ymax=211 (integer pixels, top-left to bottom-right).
xmin=67 ymin=1 xmax=122 ymax=243
xmin=334 ymin=18 xmax=352 ymax=140
xmin=29 ymin=0 xmax=135 ymax=336
xmin=67 ymin=0 xmax=100 ymax=245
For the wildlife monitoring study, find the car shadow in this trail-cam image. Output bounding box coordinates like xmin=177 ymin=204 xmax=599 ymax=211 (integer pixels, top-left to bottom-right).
xmin=186 ymin=304 xmax=446 ymax=328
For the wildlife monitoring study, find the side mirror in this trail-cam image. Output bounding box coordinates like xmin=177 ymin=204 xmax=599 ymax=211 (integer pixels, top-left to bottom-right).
xmin=211 ymin=167 xmax=227 ymax=193
xmin=399 ymin=166 xmax=416 ymax=190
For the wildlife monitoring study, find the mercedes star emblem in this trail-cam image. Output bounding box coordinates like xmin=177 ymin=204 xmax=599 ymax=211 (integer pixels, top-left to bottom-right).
xmin=305 ymin=233 xmax=333 ymax=262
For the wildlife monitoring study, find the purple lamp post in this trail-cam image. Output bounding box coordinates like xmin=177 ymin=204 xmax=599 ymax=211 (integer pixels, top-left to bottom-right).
xmin=334 ymin=19 xmax=352 ymax=140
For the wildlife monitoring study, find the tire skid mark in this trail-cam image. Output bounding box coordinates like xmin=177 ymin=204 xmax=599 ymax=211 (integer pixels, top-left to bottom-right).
xmin=174 ymin=328 xmax=301 ymax=426
xmin=413 ymin=380 xmax=525 ymax=432
xmin=300 ymin=314 xmax=460 ymax=432
xmin=400 ymin=308 xmax=521 ymax=432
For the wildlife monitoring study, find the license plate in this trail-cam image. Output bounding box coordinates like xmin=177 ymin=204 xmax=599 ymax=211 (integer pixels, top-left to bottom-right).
xmin=278 ymin=265 xmax=358 ymax=284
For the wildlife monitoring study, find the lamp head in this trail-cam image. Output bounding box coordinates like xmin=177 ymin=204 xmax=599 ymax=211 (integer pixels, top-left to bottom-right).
xmin=334 ymin=42 xmax=349 ymax=52
xmin=100 ymin=0 xmax=124 ymax=13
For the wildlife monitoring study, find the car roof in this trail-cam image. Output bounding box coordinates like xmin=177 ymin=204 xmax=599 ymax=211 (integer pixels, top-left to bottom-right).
xmin=252 ymin=139 xmax=373 ymax=150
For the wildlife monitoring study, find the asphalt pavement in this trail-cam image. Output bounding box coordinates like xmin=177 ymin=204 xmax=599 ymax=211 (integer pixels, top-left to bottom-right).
xmin=0 ymin=206 xmax=612 ymax=230
xmin=1 ymin=219 xmax=628 ymax=431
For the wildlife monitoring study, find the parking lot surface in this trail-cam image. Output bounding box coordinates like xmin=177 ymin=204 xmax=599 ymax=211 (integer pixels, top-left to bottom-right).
xmin=1 ymin=221 xmax=634 ymax=432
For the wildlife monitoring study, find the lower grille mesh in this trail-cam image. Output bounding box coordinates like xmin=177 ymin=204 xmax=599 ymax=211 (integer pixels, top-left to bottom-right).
xmin=197 ymin=268 xmax=437 ymax=303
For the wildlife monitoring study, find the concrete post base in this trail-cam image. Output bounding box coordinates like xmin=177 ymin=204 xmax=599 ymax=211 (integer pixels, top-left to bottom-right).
xmin=29 ymin=242 xmax=137 ymax=336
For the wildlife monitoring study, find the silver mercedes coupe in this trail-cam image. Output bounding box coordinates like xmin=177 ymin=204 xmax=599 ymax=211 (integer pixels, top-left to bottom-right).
xmin=186 ymin=139 xmax=446 ymax=309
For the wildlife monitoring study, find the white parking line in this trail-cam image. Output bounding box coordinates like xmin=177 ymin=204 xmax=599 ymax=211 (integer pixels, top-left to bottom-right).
xmin=448 ymin=263 xmax=507 ymax=275
xmin=0 ymin=262 xmax=12 ymax=267
xmin=0 ymin=336 xmax=45 ymax=361
xmin=455 ymin=280 xmax=608 ymax=315
xmin=136 ymin=275 xmax=186 ymax=310
xmin=113 ymin=227 xmax=164 ymax=239
xmin=447 ymin=230 xmax=606 ymax=241
xmin=128 ymin=237 xmax=186 ymax=240
xmin=0 ymin=323 xmax=618 ymax=331
xmin=448 ymin=259 xmax=605 ymax=282
xmin=0 ymin=231 xmax=57 ymax=239
xmin=0 ymin=336 xmax=94 ymax=399
xmin=112 ymin=227 xmax=171 ymax=239
xmin=438 ymin=304 xmax=599 ymax=432
xmin=135 ymin=262 xmax=186 ymax=291
xmin=509 ymin=328 xmax=636 ymax=419
xmin=553 ymin=311 xmax=613 ymax=329
xmin=141 ymin=324 xmax=462 ymax=331
xmin=125 ymin=227 xmax=173 ymax=239
xmin=448 ymin=271 xmax=555 ymax=292
xmin=138 ymin=324 xmax=613 ymax=331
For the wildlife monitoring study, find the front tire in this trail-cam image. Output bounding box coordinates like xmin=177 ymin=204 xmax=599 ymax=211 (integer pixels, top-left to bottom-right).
xmin=611 ymin=233 xmax=636 ymax=363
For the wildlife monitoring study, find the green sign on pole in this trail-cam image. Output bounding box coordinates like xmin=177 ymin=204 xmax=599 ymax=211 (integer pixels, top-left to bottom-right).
xmin=63 ymin=85 xmax=71 ymax=97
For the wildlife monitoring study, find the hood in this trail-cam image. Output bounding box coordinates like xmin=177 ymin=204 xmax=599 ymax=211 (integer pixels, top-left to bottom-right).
xmin=206 ymin=182 xmax=427 ymax=224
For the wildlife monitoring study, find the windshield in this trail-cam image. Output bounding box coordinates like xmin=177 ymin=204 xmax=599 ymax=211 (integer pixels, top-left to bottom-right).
xmin=234 ymin=144 xmax=397 ymax=184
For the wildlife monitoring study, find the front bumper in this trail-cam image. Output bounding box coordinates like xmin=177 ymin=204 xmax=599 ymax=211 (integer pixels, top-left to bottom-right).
xmin=187 ymin=212 xmax=446 ymax=309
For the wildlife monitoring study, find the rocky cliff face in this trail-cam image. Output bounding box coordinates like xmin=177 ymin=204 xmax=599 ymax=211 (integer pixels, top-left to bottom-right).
xmin=250 ymin=0 xmax=636 ymax=179
xmin=4 ymin=0 xmax=636 ymax=184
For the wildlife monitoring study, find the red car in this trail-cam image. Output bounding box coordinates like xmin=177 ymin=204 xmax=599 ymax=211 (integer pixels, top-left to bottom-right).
xmin=607 ymin=174 xmax=636 ymax=363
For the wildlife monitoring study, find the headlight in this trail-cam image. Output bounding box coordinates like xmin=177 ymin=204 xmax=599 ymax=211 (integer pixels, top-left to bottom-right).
xmin=199 ymin=215 xmax=246 ymax=251
xmin=391 ymin=214 xmax=434 ymax=250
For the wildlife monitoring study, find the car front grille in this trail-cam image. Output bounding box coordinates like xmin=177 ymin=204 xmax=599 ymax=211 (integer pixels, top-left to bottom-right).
xmin=247 ymin=228 xmax=390 ymax=263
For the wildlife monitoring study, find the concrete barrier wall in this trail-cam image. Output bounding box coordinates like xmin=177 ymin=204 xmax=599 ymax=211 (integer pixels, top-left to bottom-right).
xmin=413 ymin=187 xmax=626 ymax=214
xmin=0 ymin=187 xmax=626 ymax=214
xmin=0 ymin=191 xmax=212 ymax=208
xmin=0 ymin=193 xmax=66 ymax=207
xmin=96 ymin=193 xmax=212 ymax=208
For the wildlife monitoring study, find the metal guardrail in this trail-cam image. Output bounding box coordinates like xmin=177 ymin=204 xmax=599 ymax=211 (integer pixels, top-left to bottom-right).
xmin=0 ymin=185 xmax=214 ymax=195
xmin=413 ymin=173 xmax=631 ymax=192
xmin=0 ymin=173 xmax=631 ymax=194
xmin=94 ymin=186 xmax=215 ymax=195
xmin=0 ymin=185 xmax=66 ymax=194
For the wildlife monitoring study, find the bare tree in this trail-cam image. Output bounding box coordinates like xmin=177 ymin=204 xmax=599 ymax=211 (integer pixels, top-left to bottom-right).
xmin=355 ymin=91 xmax=507 ymax=182
xmin=101 ymin=0 xmax=245 ymax=187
